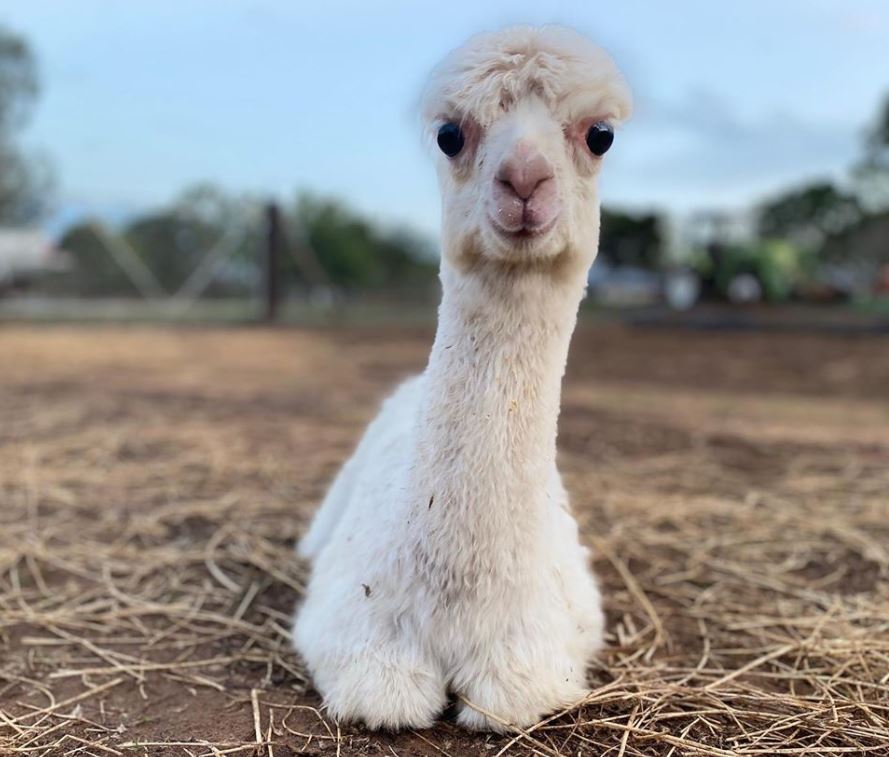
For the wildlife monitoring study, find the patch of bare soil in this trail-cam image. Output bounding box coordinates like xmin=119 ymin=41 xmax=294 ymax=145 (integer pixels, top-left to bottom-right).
xmin=1 ymin=323 xmax=888 ymax=755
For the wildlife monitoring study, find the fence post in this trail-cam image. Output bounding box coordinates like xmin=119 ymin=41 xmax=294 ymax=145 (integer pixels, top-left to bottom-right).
xmin=264 ymin=202 xmax=281 ymax=322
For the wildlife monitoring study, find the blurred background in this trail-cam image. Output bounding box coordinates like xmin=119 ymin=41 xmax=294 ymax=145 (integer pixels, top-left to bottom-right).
xmin=1 ymin=0 xmax=888 ymax=324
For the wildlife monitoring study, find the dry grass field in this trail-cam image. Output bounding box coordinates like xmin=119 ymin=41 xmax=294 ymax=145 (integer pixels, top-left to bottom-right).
xmin=1 ymin=322 xmax=888 ymax=756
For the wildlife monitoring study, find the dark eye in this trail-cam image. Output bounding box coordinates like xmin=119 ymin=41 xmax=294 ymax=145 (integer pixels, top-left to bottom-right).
xmin=437 ymin=122 xmax=464 ymax=157
xmin=585 ymin=122 xmax=614 ymax=156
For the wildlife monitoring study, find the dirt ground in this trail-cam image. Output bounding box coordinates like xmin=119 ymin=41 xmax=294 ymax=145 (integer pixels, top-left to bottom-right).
xmin=1 ymin=322 xmax=888 ymax=756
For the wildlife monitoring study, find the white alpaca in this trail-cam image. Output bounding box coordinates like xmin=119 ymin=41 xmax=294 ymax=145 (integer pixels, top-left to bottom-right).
xmin=294 ymin=25 xmax=631 ymax=732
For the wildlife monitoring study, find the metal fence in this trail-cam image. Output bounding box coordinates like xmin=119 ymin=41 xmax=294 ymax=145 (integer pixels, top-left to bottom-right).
xmin=0 ymin=202 xmax=341 ymax=323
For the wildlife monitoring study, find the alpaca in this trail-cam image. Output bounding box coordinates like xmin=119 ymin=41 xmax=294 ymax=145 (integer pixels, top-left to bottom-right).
xmin=294 ymin=25 xmax=631 ymax=732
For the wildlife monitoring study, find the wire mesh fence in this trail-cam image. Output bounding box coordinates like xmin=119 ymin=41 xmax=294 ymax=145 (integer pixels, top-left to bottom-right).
xmin=0 ymin=197 xmax=438 ymax=324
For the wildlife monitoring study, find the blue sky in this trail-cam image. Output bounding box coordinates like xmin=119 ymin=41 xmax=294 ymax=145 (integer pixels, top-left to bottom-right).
xmin=3 ymin=0 xmax=888 ymax=236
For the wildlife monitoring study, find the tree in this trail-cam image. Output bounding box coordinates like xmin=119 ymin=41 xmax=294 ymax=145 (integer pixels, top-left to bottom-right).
xmin=291 ymin=194 xmax=436 ymax=289
xmin=59 ymin=222 xmax=140 ymax=296
xmin=175 ymin=182 xmax=258 ymax=235
xmin=821 ymin=210 xmax=889 ymax=280
xmin=757 ymin=181 xmax=863 ymax=250
xmin=598 ymin=209 xmax=664 ymax=269
xmin=58 ymin=185 xmax=263 ymax=297
xmin=854 ymin=94 xmax=889 ymax=213
xmin=0 ymin=25 xmax=50 ymax=223
xmin=807 ymin=95 xmax=889 ymax=277
xmin=124 ymin=200 xmax=260 ymax=296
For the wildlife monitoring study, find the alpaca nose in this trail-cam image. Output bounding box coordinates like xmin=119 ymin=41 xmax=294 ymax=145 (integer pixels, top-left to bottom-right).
xmin=495 ymin=144 xmax=554 ymax=201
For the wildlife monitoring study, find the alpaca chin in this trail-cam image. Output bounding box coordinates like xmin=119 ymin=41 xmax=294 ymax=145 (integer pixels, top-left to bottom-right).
xmin=482 ymin=217 xmax=568 ymax=265
xmin=445 ymin=220 xmax=574 ymax=275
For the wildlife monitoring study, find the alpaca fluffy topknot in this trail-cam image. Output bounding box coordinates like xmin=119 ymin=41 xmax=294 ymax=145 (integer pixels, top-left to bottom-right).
xmin=420 ymin=25 xmax=632 ymax=135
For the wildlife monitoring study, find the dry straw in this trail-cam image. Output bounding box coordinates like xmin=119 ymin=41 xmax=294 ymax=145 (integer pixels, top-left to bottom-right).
xmin=0 ymin=325 xmax=887 ymax=755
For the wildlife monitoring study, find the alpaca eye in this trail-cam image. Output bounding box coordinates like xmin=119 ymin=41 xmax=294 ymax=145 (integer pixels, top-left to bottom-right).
xmin=437 ymin=122 xmax=465 ymax=157
xmin=585 ymin=122 xmax=614 ymax=156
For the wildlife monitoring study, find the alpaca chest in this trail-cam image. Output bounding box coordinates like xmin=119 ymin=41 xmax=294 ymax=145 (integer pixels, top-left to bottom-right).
xmin=401 ymin=468 xmax=562 ymax=605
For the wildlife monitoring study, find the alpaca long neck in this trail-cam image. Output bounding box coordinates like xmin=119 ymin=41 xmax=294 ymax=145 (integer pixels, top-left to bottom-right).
xmin=411 ymin=256 xmax=587 ymax=541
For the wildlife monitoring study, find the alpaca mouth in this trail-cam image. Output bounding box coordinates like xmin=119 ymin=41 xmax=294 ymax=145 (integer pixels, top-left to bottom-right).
xmin=487 ymin=214 xmax=558 ymax=242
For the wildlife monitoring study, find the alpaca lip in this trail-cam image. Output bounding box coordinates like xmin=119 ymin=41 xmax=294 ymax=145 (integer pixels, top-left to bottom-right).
xmin=488 ymin=213 xmax=557 ymax=240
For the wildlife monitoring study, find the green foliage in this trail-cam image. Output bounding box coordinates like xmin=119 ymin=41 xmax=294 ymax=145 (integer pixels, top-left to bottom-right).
xmin=174 ymin=183 xmax=258 ymax=247
xmin=59 ymin=223 xmax=139 ymax=296
xmin=123 ymin=212 xmax=218 ymax=292
xmin=0 ymin=25 xmax=50 ymax=223
xmin=754 ymin=240 xmax=815 ymax=301
xmin=822 ymin=210 xmax=889 ymax=271
xmin=854 ymin=95 xmax=889 ymax=213
xmin=690 ymin=240 xmax=813 ymax=302
xmin=599 ymin=209 xmax=665 ymax=269
xmin=0 ymin=26 xmax=37 ymax=133
xmin=57 ymin=185 xmax=262 ymax=297
xmin=757 ymin=182 xmax=863 ymax=250
xmin=867 ymin=94 xmax=889 ymax=148
xmin=56 ymin=186 xmax=437 ymax=296
xmin=292 ymin=194 xmax=436 ymax=289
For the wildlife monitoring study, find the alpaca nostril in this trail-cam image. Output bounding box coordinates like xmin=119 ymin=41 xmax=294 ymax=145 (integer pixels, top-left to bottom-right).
xmin=496 ymin=151 xmax=554 ymax=201
xmin=496 ymin=174 xmax=551 ymax=202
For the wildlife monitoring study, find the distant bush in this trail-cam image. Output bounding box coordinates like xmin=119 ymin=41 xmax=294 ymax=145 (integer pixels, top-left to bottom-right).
xmin=599 ymin=209 xmax=666 ymax=269
xmin=59 ymin=223 xmax=139 ymax=296
xmin=56 ymin=187 xmax=438 ymax=297
xmin=291 ymin=194 xmax=437 ymax=290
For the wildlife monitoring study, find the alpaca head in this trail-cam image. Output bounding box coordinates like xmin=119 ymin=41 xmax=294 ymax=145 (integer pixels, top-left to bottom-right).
xmin=421 ymin=26 xmax=631 ymax=268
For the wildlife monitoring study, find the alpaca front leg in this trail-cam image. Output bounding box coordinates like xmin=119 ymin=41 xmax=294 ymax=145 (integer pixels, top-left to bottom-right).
xmin=455 ymin=660 xmax=589 ymax=732
xmin=451 ymin=611 xmax=595 ymax=734
xmin=454 ymin=653 xmax=589 ymax=732
xmin=294 ymin=599 xmax=447 ymax=730
xmin=311 ymin=649 xmax=447 ymax=730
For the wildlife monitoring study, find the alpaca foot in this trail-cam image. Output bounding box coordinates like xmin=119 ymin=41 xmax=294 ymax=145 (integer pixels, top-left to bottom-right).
xmin=455 ymin=665 xmax=588 ymax=732
xmin=315 ymin=653 xmax=446 ymax=730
